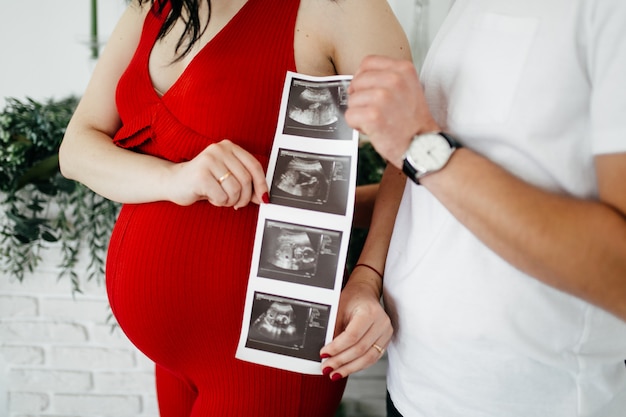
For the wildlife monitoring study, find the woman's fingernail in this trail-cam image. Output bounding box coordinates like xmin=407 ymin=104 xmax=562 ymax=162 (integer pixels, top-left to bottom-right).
xmin=322 ymin=367 xmax=333 ymax=376
xmin=331 ymin=373 xmax=343 ymax=382
xmin=262 ymin=192 xmax=270 ymax=204
xmin=320 ymin=353 xmax=331 ymax=359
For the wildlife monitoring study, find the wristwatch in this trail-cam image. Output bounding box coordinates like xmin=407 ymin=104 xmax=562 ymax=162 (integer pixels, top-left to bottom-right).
xmin=402 ymin=132 xmax=461 ymax=184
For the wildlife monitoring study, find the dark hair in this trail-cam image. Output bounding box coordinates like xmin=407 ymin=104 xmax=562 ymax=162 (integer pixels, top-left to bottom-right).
xmin=137 ymin=0 xmax=211 ymax=60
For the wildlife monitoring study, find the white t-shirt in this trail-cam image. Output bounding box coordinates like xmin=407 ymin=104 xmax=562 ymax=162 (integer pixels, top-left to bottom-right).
xmin=384 ymin=0 xmax=626 ymax=416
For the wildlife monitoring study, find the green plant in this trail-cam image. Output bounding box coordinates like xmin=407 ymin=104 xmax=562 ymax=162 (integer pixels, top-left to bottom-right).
xmin=356 ymin=141 xmax=386 ymax=186
xmin=0 ymin=96 xmax=119 ymax=292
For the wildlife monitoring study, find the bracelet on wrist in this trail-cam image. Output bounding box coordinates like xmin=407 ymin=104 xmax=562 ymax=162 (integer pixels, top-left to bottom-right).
xmin=353 ymin=263 xmax=383 ymax=280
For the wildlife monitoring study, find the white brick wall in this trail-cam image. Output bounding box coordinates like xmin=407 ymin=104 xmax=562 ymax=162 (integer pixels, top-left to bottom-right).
xmin=0 ymin=244 xmax=158 ymax=417
xmin=0 ymin=240 xmax=387 ymax=417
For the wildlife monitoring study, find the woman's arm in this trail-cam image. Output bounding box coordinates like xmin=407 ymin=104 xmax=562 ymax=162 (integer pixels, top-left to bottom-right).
xmin=297 ymin=0 xmax=412 ymax=76
xmin=59 ymin=2 xmax=269 ymax=208
xmin=424 ymin=149 xmax=626 ymax=321
xmin=59 ymin=3 xmax=159 ymax=202
xmin=321 ymin=166 xmax=406 ymax=378
xmin=352 ymin=183 xmax=379 ymax=229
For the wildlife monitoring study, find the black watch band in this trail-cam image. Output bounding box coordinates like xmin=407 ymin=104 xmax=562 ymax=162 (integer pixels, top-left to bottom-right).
xmin=402 ymin=132 xmax=462 ymax=185
xmin=439 ymin=132 xmax=462 ymax=149
xmin=402 ymin=157 xmax=420 ymax=184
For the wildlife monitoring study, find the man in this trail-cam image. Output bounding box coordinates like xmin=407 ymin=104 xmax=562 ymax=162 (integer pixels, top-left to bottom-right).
xmin=323 ymin=1 xmax=626 ymax=416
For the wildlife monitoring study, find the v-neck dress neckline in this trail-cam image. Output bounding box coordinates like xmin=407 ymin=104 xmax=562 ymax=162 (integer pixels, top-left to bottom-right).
xmin=113 ymin=0 xmax=298 ymax=164
xmin=147 ymin=0 xmax=257 ymax=100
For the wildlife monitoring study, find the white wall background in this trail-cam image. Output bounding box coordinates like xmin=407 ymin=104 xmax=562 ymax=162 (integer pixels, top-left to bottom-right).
xmin=0 ymin=1 xmax=452 ymax=416
xmin=0 ymin=0 xmax=453 ymax=107
xmin=0 ymin=249 xmax=159 ymax=417
xmin=0 ymin=0 xmax=128 ymax=109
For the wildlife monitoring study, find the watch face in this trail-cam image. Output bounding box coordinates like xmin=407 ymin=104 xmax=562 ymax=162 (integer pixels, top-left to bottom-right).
xmin=407 ymin=133 xmax=453 ymax=174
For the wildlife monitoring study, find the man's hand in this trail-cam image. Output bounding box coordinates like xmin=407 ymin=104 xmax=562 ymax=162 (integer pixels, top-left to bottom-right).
xmin=345 ymin=55 xmax=440 ymax=169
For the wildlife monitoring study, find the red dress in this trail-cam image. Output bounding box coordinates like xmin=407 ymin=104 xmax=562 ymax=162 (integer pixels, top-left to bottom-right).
xmin=106 ymin=1 xmax=347 ymax=415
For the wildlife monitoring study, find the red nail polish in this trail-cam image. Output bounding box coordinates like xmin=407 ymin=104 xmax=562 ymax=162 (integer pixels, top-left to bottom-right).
xmin=262 ymin=192 xmax=270 ymax=204
xmin=331 ymin=373 xmax=343 ymax=382
xmin=322 ymin=367 xmax=333 ymax=376
xmin=320 ymin=353 xmax=331 ymax=359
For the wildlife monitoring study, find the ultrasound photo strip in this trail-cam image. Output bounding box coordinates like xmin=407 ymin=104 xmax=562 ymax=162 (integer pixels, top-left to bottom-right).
xmin=236 ymin=72 xmax=358 ymax=374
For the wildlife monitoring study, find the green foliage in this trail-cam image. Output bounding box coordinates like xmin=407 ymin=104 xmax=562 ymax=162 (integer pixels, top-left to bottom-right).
xmin=356 ymin=141 xmax=386 ymax=186
xmin=0 ymin=97 xmax=78 ymax=192
xmin=0 ymin=96 xmax=120 ymax=292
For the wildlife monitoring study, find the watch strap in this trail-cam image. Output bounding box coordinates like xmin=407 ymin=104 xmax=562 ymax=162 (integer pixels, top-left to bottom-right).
xmin=402 ymin=157 xmax=421 ymax=184
xmin=439 ymin=132 xmax=462 ymax=149
xmin=402 ymin=131 xmax=461 ymax=185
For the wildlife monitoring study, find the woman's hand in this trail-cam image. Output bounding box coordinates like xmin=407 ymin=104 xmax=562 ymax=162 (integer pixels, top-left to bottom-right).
xmin=167 ymin=139 xmax=269 ymax=209
xmin=319 ymin=267 xmax=392 ymax=380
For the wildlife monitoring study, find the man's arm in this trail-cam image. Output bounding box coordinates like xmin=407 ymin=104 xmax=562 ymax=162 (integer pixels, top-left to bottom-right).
xmin=346 ymin=55 xmax=626 ymax=321
xmin=423 ymin=149 xmax=626 ymax=321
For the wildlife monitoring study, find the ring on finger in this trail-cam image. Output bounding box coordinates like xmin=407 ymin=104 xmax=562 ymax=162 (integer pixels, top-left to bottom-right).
xmin=218 ymin=171 xmax=233 ymax=184
xmin=372 ymin=343 xmax=385 ymax=355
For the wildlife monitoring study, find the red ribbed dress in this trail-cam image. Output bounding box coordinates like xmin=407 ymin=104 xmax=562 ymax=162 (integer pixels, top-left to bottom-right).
xmin=105 ymin=1 xmax=347 ymax=415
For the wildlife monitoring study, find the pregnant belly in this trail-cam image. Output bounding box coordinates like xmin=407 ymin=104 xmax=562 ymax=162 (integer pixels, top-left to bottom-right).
xmin=105 ymin=201 xmax=258 ymax=365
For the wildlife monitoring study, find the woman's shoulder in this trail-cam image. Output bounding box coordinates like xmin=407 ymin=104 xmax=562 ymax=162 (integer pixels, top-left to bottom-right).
xmin=297 ymin=0 xmax=412 ymax=75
